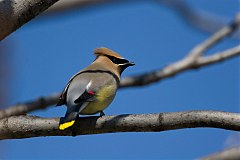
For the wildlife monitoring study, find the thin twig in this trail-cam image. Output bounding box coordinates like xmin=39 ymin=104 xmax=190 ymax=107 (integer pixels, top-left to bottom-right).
xmin=188 ymin=13 xmax=240 ymax=58
xmin=0 ymin=94 xmax=60 ymax=119
xmin=120 ymin=45 xmax=240 ymax=88
xmin=0 ymin=110 xmax=239 ymax=140
xmin=195 ymin=45 xmax=240 ymax=66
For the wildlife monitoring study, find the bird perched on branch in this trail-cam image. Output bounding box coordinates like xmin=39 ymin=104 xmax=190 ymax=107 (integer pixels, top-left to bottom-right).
xmin=57 ymin=47 xmax=135 ymax=130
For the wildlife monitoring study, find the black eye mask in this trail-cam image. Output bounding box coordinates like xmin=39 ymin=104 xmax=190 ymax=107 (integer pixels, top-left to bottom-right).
xmin=106 ymin=55 xmax=129 ymax=64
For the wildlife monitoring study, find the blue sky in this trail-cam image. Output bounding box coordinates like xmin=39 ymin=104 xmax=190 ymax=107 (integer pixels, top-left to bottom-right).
xmin=1 ymin=0 xmax=239 ymax=159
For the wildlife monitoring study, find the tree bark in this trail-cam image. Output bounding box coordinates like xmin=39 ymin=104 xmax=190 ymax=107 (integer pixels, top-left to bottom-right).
xmin=0 ymin=0 xmax=59 ymax=41
xmin=0 ymin=110 xmax=239 ymax=140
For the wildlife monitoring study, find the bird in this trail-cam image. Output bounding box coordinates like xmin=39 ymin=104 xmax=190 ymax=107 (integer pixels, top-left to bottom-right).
xmin=57 ymin=47 xmax=135 ymax=130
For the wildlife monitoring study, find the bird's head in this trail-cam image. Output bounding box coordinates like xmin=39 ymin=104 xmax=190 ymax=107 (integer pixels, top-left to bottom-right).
xmin=93 ymin=47 xmax=135 ymax=75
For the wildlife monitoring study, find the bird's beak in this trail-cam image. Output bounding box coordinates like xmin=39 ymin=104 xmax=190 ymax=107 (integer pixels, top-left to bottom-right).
xmin=119 ymin=61 xmax=135 ymax=73
xmin=126 ymin=62 xmax=135 ymax=66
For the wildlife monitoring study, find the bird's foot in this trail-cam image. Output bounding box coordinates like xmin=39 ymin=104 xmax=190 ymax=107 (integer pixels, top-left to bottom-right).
xmin=100 ymin=111 xmax=105 ymax=117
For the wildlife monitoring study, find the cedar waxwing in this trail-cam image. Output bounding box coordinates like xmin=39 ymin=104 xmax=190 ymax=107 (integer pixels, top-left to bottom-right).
xmin=57 ymin=47 xmax=135 ymax=130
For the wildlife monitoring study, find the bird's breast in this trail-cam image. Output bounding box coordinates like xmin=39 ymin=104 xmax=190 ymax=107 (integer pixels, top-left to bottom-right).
xmin=96 ymin=85 xmax=117 ymax=101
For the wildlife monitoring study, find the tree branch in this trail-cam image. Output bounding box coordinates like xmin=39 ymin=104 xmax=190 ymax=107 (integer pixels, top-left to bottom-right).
xmin=0 ymin=93 xmax=60 ymax=119
xmin=188 ymin=14 xmax=240 ymax=58
xmin=0 ymin=0 xmax=59 ymax=41
xmin=120 ymin=45 xmax=240 ymax=88
xmin=0 ymin=110 xmax=239 ymax=140
xmin=195 ymin=46 xmax=240 ymax=66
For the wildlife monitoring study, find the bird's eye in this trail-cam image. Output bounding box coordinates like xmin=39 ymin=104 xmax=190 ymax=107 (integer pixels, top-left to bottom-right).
xmin=112 ymin=58 xmax=117 ymax=63
xmin=107 ymin=55 xmax=128 ymax=64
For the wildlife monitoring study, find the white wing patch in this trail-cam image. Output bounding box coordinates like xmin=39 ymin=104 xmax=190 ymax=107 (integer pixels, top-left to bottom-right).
xmin=86 ymin=80 xmax=92 ymax=91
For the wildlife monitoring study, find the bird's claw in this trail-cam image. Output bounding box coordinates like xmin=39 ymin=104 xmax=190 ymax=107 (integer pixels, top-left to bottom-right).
xmin=100 ymin=111 xmax=105 ymax=117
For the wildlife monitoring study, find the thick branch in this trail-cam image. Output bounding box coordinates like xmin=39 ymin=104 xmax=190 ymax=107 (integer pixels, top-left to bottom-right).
xmin=0 ymin=0 xmax=59 ymax=41
xmin=0 ymin=110 xmax=239 ymax=140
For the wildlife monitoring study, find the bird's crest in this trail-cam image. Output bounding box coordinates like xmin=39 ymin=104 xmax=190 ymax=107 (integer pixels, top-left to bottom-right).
xmin=94 ymin=47 xmax=123 ymax=59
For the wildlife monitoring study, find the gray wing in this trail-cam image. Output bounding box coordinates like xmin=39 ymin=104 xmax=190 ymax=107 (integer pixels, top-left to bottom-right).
xmin=56 ymin=71 xmax=83 ymax=106
xmin=66 ymin=75 xmax=92 ymax=107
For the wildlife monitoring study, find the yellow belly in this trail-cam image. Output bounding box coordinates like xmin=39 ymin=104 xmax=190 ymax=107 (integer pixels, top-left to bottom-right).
xmin=80 ymin=85 xmax=116 ymax=115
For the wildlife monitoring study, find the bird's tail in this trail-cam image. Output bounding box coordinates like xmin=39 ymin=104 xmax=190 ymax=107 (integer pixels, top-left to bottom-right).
xmin=59 ymin=112 xmax=78 ymax=130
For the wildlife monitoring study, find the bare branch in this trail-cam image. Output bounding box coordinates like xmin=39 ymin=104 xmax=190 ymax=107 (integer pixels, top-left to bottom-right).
xmin=196 ymin=46 xmax=240 ymax=66
xmin=200 ymin=147 xmax=240 ymax=160
xmin=0 ymin=94 xmax=60 ymax=119
xmin=0 ymin=110 xmax=239 ymax=140
xmin=188 ymin=13 xmax=240 ymax=58
xmin=120 ymin=45 xmax=240 ymax=88
xmin=121 ymin=44 xmax=240 ymax=88
xmin=0 ymin=0 xmax=59 ymax=41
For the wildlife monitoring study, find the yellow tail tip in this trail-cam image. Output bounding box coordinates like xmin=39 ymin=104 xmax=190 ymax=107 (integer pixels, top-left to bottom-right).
xmin=59 ymin=120 xmax=75 ymax=130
